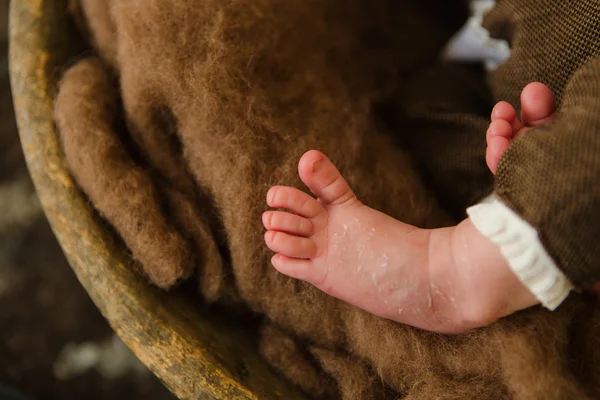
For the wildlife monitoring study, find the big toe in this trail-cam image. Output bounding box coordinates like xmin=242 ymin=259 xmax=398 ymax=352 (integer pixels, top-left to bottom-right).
xmin=521 ymin=82 xmax=557 ymax=127
xmin=298 ymin=150 xmax=357 ymax=206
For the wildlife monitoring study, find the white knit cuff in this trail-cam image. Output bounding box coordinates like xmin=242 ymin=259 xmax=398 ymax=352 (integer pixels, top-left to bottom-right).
xmin=466 ymin=195 xmax=574 ymax=310
xmin=442 ymin=0 xmax=511 ymax=71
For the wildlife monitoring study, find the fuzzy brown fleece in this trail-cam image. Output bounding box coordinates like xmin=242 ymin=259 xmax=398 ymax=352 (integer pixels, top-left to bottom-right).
xmin=54 ymin=0 xmax=600 ymax=399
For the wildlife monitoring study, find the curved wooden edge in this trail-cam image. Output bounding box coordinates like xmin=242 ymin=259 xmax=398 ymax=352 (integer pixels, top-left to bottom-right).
xmin=8 ymin=1 xmax=308 ymax=398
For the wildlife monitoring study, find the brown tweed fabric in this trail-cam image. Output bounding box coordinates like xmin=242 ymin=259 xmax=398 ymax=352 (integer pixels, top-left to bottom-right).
xmin=405 ymin=0 xmax=600 ymax=286
xmin=484 ymin=0 xmax=600 ymax=111
xmin=496 ymin=56 xmax=600 ymax=287
xmin=485 ymin=0 xmax=600 ymax=287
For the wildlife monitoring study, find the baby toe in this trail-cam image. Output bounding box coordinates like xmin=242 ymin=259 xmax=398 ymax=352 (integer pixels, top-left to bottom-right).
xmin=487 ymin=119 xmax=514 ymax=142
xmin=491 ymin=101 xmax=522 ymax=133
xmin=265 ymin=231 xmax=317 ymax=259
xmin=270 ymin=254 xmax=313 ymax=281
xmin=262 ymin=211 xmax=313 ymax=237
xmin=520 ymin=82 xmax=557 ymax=127
xmin=267 ymin=186 xmax=324 ymax=219
xmin=491 ymin=101 xmax=516 ymax=122
xmin=486 ymin=135 xmax=510 ymax=175
xmin=297 ymin=150 xmax=357 ymax=206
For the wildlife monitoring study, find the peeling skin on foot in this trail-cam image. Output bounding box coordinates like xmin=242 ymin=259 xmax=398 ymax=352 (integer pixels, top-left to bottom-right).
xmin=427 ymin=291 xmax=433 ymax=309
xmin=329 ymin=217 xmax=403 ymax=305
xmin=265 ymin=150 xmax=452 ymax=331
xmin=381 ymin=253 xmax=388 ymax=267
xmin=370 ymin=254 xmax=388 ymax=287
xmin=433 ymin=282 xmax=458 ymax=308
xmin=332 ymin=214 xmax=420 ymax=310
xmin=329 ymin=213 xmax=428 ymax=321
xmin=330 ymin=217 xmax=371 ymax=273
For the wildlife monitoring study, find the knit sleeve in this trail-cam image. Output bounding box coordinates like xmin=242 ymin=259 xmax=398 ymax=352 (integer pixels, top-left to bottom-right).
xmin=467 ymin=194 xmax=574 ymax=310
xmin=493 ymin=57 xmax=600 ymax=289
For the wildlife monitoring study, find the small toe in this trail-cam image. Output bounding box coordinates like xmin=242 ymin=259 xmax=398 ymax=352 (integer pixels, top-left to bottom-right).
xmin=297 ymin=150 xmax=357 ymax=206
xmin=267 ymin=186 xmax=324 ymax=219
xmin=491 ymin=101 xmax=522 ymax=133
xmin=491 ymin=101 xmax=516 ymax=122
xmin=262 ymin=211 xmax=313 ymax=237
xmin=265 ymin=231 xmax=317 ymax=259
xmin=486 ymin=119 xmax=514 ymax=142
xmin=520 ymin=82 xmax=557 ymax=127
xmin=271 ymin=254 xmax=313 ymax=281
xmin=486 ymin=136 xmax=510 ymax=175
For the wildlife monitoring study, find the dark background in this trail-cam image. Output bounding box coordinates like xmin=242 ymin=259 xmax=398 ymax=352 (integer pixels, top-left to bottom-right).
xmin=0 ymin=2 xmax=174 ymax=398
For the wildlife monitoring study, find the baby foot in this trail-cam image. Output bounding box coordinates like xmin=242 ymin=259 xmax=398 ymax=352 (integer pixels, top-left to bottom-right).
xmin=263 ymin=151 xmax=539 ymax=333
xmin=263 ymin=150 xmax=458 ymax=331
xmin=486 ymin=82 xmax=557 ymax=174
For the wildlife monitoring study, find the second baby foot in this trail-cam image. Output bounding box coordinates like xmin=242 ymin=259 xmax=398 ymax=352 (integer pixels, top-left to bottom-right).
xmin=486 ymin=82 xmax=557 ymax=174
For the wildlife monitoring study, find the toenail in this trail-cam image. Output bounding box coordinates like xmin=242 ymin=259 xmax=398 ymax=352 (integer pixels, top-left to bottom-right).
xmin=311 ymin=159 xmax=324 ymax=173
xmin=268 ymin=187 xmax=276 ymax=204
xmin=262 ymin=212 xmax=271 ymax=227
